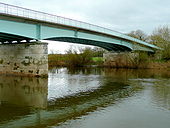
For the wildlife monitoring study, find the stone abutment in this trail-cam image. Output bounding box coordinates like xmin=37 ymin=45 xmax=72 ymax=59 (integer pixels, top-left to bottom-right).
xmin=0 ymin=42 xmax=48 ymax=77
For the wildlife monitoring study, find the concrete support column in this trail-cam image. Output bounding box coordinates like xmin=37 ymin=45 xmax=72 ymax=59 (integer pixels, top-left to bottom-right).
xmin=0 ymin=42 xmax=48 ymax=77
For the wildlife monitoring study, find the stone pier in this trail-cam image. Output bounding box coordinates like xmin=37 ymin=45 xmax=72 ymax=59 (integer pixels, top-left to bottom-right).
xmin=0 ymin=42 xmax=48 ymax=77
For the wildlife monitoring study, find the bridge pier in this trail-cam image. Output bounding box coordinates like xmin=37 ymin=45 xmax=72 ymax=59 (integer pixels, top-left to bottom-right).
xmin=0 ymin=42 xmax=48 ymax=77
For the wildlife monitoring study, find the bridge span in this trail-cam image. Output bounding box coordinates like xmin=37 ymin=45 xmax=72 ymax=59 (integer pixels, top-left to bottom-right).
xmin=0 ymin=2 xmax=159 ymax=76
xmin=0 ymin=2 xmax=159 ymax=52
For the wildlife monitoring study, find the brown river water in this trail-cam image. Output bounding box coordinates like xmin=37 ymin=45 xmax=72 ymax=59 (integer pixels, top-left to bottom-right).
xmin=0 ymin=67 xmax=170 ymax=128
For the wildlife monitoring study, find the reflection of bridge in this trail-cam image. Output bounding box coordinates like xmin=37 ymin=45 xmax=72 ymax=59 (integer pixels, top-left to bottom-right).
xmin=0 ymin=2 xmax=159 ymax=76
xmin=0 ymin=74 xmax=138 ymax=128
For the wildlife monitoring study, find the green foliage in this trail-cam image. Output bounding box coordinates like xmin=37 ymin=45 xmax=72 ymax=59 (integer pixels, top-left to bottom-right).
xmin=65 ymin=47 xmax=93 ymax=67
xmin=48 ymin=54 xmax=67 ymax=66
xmin=92 ymin=57 xmax=103 ymax=61
xmin=138 ymin=52 xmax=149 ymax=63
xmin=160 ymin=44 xmax=170 ymax=60
xmin=48 ymin=47 xmax=106 ymax=67
xmin=92 ymin=57 xmax=104 ymax=65
xmin=149 ymin=26 xmax=170 ymax=61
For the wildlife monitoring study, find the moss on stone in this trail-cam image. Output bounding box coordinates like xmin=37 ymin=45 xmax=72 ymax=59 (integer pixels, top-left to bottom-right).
xmin=0 ymin=59 xmax=3 ymax=64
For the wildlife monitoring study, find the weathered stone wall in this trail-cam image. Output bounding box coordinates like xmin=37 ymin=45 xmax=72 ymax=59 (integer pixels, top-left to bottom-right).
xmin=0 ymin=42 xmax=48 ymax=76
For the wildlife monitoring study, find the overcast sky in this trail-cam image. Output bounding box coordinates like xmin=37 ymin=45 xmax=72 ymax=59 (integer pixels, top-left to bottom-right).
xmin=1 ymin=0 xmax=170 ymax=53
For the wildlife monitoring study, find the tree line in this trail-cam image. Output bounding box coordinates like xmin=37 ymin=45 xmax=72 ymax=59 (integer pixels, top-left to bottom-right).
xmin=128 ymin=25 xmax=170 ymax=60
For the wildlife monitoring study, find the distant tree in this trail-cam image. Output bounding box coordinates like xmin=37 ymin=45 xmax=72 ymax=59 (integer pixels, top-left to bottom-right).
xmin=149 ymin=25 xmax=170 ymax=47
xmin=127 ymin=29 xmax=148 ymax=41
xmin=92 ymin=47 xmax=106 ymax=57
xmin=149 ymin=25 xmax=170 ymax=60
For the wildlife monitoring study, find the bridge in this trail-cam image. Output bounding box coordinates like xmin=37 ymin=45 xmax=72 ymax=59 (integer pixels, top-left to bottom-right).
xmin=0 ymin=2 xmax=159 ymax=76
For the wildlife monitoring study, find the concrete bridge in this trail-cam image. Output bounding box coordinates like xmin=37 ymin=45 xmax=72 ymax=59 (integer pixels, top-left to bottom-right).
xmin=0 ymin=2 xmax=159 ymax=76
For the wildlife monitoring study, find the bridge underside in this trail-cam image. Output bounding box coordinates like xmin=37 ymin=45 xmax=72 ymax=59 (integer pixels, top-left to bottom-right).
xmin=46 ymin=37 xmax=132 ymax=52
xmin=0 ymin=32 xmax=32 ymax=43
xmin=0 ymin=32 xmax=132 ymax=52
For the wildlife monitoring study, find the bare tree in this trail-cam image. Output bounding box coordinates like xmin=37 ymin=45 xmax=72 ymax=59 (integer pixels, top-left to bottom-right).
xmin=127 ymin=29 xmax=148 ymax=41
xmin=149 ymin=25 xmax=170 ymax=47
xmin=149 ymin=25 xmax=170 ymax=60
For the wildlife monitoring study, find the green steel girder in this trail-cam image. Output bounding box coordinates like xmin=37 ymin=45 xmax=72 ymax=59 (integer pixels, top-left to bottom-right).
xmin=0 ymin=32 xmax=32 ymax=42
xmin=0 ymin=18 xmax=157 ymax=52
xmin=0 ymin=36 xmax=15 ymax=41
xmin=47 ymin=37 xmax=132 ymax=52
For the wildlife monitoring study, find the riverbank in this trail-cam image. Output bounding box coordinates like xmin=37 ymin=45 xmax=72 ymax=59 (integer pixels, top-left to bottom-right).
xmin=48 ymin=54 xmax=67 ymax=67
xmin=48 ymin=54 xmax=103 ymax=67
xmin=48 ymin=53 xmax=170 ymax=69
xmin=103 ymin=52 xmax=170 ymax=69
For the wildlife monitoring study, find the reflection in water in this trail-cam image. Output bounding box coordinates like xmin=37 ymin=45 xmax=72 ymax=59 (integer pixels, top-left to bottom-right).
xmin=152 ymin=80 xmax=170 ymax=110
xmin=0 ymin=75 xmax=48 ymax=128
xmin=0 ymin=68 xmax=170 ymax=128
xmin=0 ymin=76 xmax=48 ymax=108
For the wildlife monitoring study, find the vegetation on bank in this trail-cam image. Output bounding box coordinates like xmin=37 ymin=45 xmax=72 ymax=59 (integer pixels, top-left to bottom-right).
xmin=48 ymin=47 xmax=104 ymax=67
xmin=49 ymin=25 xmax=170 ymax=69
xmin=48 ymin=54 xmax=67 ymax=67
xmin=110 ymin=25 xmax=170 ymax=69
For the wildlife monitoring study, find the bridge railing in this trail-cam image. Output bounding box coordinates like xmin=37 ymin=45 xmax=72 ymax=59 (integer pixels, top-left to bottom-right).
xmin=0 ymin=2 xmax=158 ymax=49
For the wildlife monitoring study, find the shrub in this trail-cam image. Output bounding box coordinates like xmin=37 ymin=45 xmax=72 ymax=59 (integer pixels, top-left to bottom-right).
xmin=65 ymin=47 xmax=93 ymax=67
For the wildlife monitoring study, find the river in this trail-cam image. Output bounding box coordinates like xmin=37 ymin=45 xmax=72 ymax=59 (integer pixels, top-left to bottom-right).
xmin=0 ymin=67 xmax=170 ymax=128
